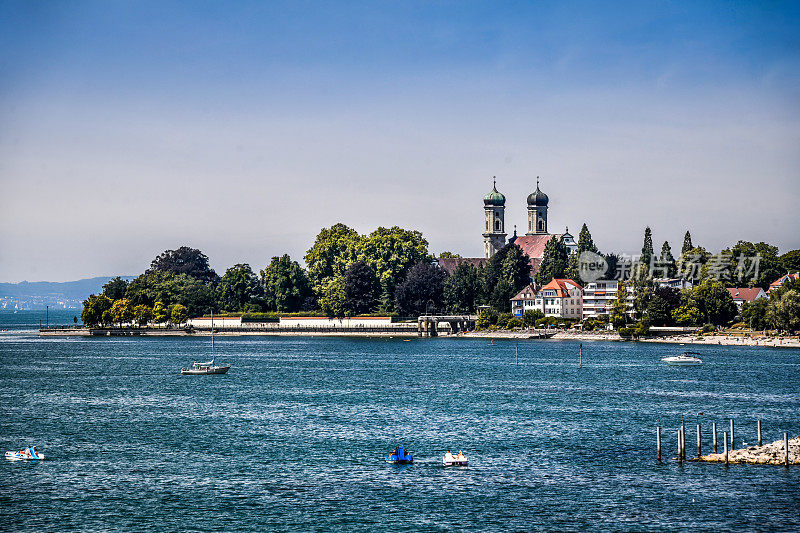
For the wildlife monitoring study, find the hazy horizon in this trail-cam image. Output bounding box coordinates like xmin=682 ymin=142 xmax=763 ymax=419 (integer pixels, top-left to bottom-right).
xmin=2 ymin=2 xmax=799 ymax=283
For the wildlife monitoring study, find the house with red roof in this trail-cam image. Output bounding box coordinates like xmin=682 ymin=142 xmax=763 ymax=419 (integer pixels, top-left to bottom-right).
xmin=511 ymin=278 xmax=583 ymax=318
xmin=767 ymin=273 xmax=799 ymax=293
xmin=726 ymin=287 xmax=766 ymax=310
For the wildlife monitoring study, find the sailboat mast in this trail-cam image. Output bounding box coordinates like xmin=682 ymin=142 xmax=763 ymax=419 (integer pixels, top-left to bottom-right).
xmin=211 ymin=311 xmax=215 ymax=366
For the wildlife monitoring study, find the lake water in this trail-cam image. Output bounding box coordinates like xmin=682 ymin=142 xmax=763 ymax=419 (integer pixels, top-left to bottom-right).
xmin=1 ymin=310 xmax=799 ymax=531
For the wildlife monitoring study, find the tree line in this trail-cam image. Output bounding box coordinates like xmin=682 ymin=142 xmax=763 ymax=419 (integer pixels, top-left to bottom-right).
xmin=81 ymin=222 xmax=799 ymax=333
xmin=80 ymin=225 xmax=533 ymax=327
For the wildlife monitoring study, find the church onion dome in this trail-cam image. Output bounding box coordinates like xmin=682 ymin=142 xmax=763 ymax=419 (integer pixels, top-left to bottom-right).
xmin=527 ymin=178 xmax=549 ymax=206
xmin=483 ymin=178 xmax=505 ymax=206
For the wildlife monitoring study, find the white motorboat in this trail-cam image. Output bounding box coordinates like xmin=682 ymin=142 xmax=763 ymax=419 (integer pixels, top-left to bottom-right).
xmin=5 ymin=446 xmax=45 ymax=461
xmin=181 ymin=311 xmax=230 ymax=375
xmin=443 ymin=451 xmax=468 ymax=466
xmin=661 ymin=352 xmax=702 ymax=365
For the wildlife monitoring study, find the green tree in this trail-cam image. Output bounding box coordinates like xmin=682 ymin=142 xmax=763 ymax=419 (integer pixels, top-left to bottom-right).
xmin=610 ymin=281 xmax=630 ymax=328
xmin=262 ymin=255 xmax=312 ymax=312
xmin=438 ymin=251 xmax=462 ymax=258
xmin=126 ymin=271 xmax=216 ymax=318
xmin=318 ymin=275 xmax=347 ymax=318
xmin=443 ymin=262 xmax=482 ymax=314
xmin=343 ymin=260 xmax=378 ymax=315
xmin=394 ymin=262 xmax=448 ymax=316
xmin=631 ymin=277 xmax=653 ymax=320
xmin=304 ymin=223 xmax=362 ymax=294
xmin=534 ymin=237 xmax=568 ymax=285
xmin=677 ymin=246 xmax=710 ymax=282
xmin=485 ymin=244 xmax=532 ymax=311
xmin=741 ymin=298 xmax=769 ymax=330
xmin=146 ymin=246 xmax=218 ymax=283
xmin=102 ymin=276 xmax=129 ymax=300
xmin=604 ymin=253 xmax=620 ymax=281
xmin=216 ymin=263 xmax=260 ymax=312
xmin=722 ymin=241 xmax=784 ymax=290
xmin=640 ymin=227 xmax=654 ymax=278
xmin=658 ymin=241 xmax=677 ymax=278
xmin=133 ymin=304 xmax=153 ymax=327
xmin=691 ymin=278 xmax=738 ymax=325
xmin=564 ymin=252 xmax=580 ymax=282
xmin=356 ymin=226 xmax=431 ymax=311
xmin=766 ymin=289 xmax=800 ymax=333
xmin=152 ymin=301 xmax=169 ymax=325
xmin=523 ymin=309 xmax=544 ymax=327
xmin=647 ymin=286 xmax=681 ymax=326
xmin=81 ymin=294 xmax=113 ymax=327
xmin=681 ymin=231 xmax=693 ymax=255
xmin=170 ymin=303 xmax=188 ymax=325
xmin=109 ymin=298 xmax=134 ymax=327
xmin=779 ymin=250 xmax=800 ymax=274
xmin=577 ymin=223 xmax=598 ymax=254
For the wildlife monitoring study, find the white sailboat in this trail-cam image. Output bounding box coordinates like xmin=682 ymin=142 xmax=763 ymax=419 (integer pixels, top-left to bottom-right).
xmin=181 ymin=312 xmax=230 ymax=375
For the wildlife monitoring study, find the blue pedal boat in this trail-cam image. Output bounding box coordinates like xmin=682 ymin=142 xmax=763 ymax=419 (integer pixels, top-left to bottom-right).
xmin=386 ymin=445 xmax=413 ymax=464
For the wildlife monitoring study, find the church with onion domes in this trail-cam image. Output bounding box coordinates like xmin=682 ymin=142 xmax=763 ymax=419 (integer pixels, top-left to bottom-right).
xmin=439 ymin=177 xmax=576 ymax=279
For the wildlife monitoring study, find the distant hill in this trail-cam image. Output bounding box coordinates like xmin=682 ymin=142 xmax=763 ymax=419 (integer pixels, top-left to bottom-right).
xmin=0 ymin=276 xmax=136 ymax=310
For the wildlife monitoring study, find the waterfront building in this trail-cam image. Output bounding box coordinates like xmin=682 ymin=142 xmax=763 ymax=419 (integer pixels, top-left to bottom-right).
xmin=510 ymin=284 xmax=538 ymax=317
xmin=768 ymin=272 xmax=799 ymax=293
xmin=511 ymin=279 xmax=582 ymax=318
xmin=581 ymin=279 xmax=634 ymax=320
xmin=726 ymin=287 xmax=767 ymax=310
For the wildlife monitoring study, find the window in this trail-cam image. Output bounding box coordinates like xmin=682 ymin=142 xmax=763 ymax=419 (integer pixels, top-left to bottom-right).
xmin=495 ymin=220 xmax=501 ymax=231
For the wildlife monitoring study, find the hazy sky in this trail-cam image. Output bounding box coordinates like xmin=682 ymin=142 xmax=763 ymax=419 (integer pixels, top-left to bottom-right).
xmin=1 ymin=1 xmax=799 ymax=282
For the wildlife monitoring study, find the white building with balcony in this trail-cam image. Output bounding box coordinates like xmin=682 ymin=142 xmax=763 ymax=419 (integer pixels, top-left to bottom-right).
xmin=581 ymin=280 xmax=634 ymax=320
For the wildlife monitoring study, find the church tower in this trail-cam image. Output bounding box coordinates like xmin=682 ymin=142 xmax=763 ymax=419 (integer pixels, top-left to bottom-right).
xmin=526 ymin=177 xmax=549 ymax=235
xmin=483 ymin=177 xmax=507 ymax=258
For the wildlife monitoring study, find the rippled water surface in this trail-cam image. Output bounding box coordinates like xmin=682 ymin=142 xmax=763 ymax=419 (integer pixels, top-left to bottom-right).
xmin=1 ymin=311 xmax=799 ymax=531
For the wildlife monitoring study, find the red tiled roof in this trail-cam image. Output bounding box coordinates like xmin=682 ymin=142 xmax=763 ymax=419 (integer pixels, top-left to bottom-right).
xmin=511 ymin=235 xmax=556 ymax=260
xmin=540 ymin=278 xmax=582 ymax=298
xmin=726 ymin=288 xmax=764 ymax=302
xmin=436 ymin=257 xmax=488 ymax=275
xmin=768 ymin=273 xmax=799 ymax=292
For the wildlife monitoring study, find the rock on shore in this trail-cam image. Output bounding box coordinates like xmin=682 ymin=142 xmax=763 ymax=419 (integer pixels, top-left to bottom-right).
xmin=697 ymin=436 xmax=800 ymax=465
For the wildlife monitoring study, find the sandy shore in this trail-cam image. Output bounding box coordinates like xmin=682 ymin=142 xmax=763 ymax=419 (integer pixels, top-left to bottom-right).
xmin=457 ymin=329 xmax=800 ymax=348
xmin=696 ymin=436 xmax=800 ymax=465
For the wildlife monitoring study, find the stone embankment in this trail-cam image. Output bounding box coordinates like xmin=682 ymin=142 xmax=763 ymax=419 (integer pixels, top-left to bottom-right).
xmin=697 ymin=436 xmax=800 ymax=465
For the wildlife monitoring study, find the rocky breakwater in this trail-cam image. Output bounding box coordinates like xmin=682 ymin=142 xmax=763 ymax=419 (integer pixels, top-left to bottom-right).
xmin=697 ymin=436 xmax=800 ymax=465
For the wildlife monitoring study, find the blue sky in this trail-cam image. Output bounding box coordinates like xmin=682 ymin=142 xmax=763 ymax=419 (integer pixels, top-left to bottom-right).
xmin=1 ymin=1 xmax=799 ymax=281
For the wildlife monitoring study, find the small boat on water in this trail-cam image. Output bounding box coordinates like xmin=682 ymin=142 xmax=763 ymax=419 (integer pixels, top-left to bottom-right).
xmin=661 ymin=351 xmax=703 ymax=365
xmin=386 ymin=445 xmax=413 ymax=464
xmin=5 ymin=446 xmax=45 ymax=461
xmin=181 ymin=311 xmax=230 ymax=375
xmin=443 ymin=450 xmax=468 ymax=466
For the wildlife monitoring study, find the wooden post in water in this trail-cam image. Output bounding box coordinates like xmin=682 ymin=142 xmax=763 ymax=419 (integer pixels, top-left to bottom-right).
xmin=677 ymin=429 xmax=682 ymax=462
xmin=712 ymin=422 xmax=717 ymax=453
xmin=579 ymin=343 xmax=582 ymax=368
xmin=785 ymin=432 xmax=790 ymax=467
xmin=723 ymin=432 xmax=729 ymax=464
xmin=758 ymin=420 xmax=762 ymax=447
xmin=656 ymin=425 xmax=661 ymax=462
xmin=697 ymin=423 xmax=701 ymax=458
xmin=680 ymin=426 xmax=686 ymax=461
xmin=730 ymin=419 xmax=735 ymax=451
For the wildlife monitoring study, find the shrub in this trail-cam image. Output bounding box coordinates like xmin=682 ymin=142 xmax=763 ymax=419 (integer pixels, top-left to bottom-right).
xmin=506 ymin=317 xmax=524 ymax=329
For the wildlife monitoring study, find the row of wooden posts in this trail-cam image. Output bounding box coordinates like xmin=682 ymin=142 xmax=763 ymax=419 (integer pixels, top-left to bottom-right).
xmin=656 ymin=418 xmax=791 ymax=466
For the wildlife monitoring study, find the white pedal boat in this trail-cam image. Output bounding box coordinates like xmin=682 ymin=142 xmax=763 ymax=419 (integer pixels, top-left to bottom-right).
xmin=443 ymin=451 xmax=468 ymax=466
xmin=5 ymin=446 xmax=45 ymax=461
